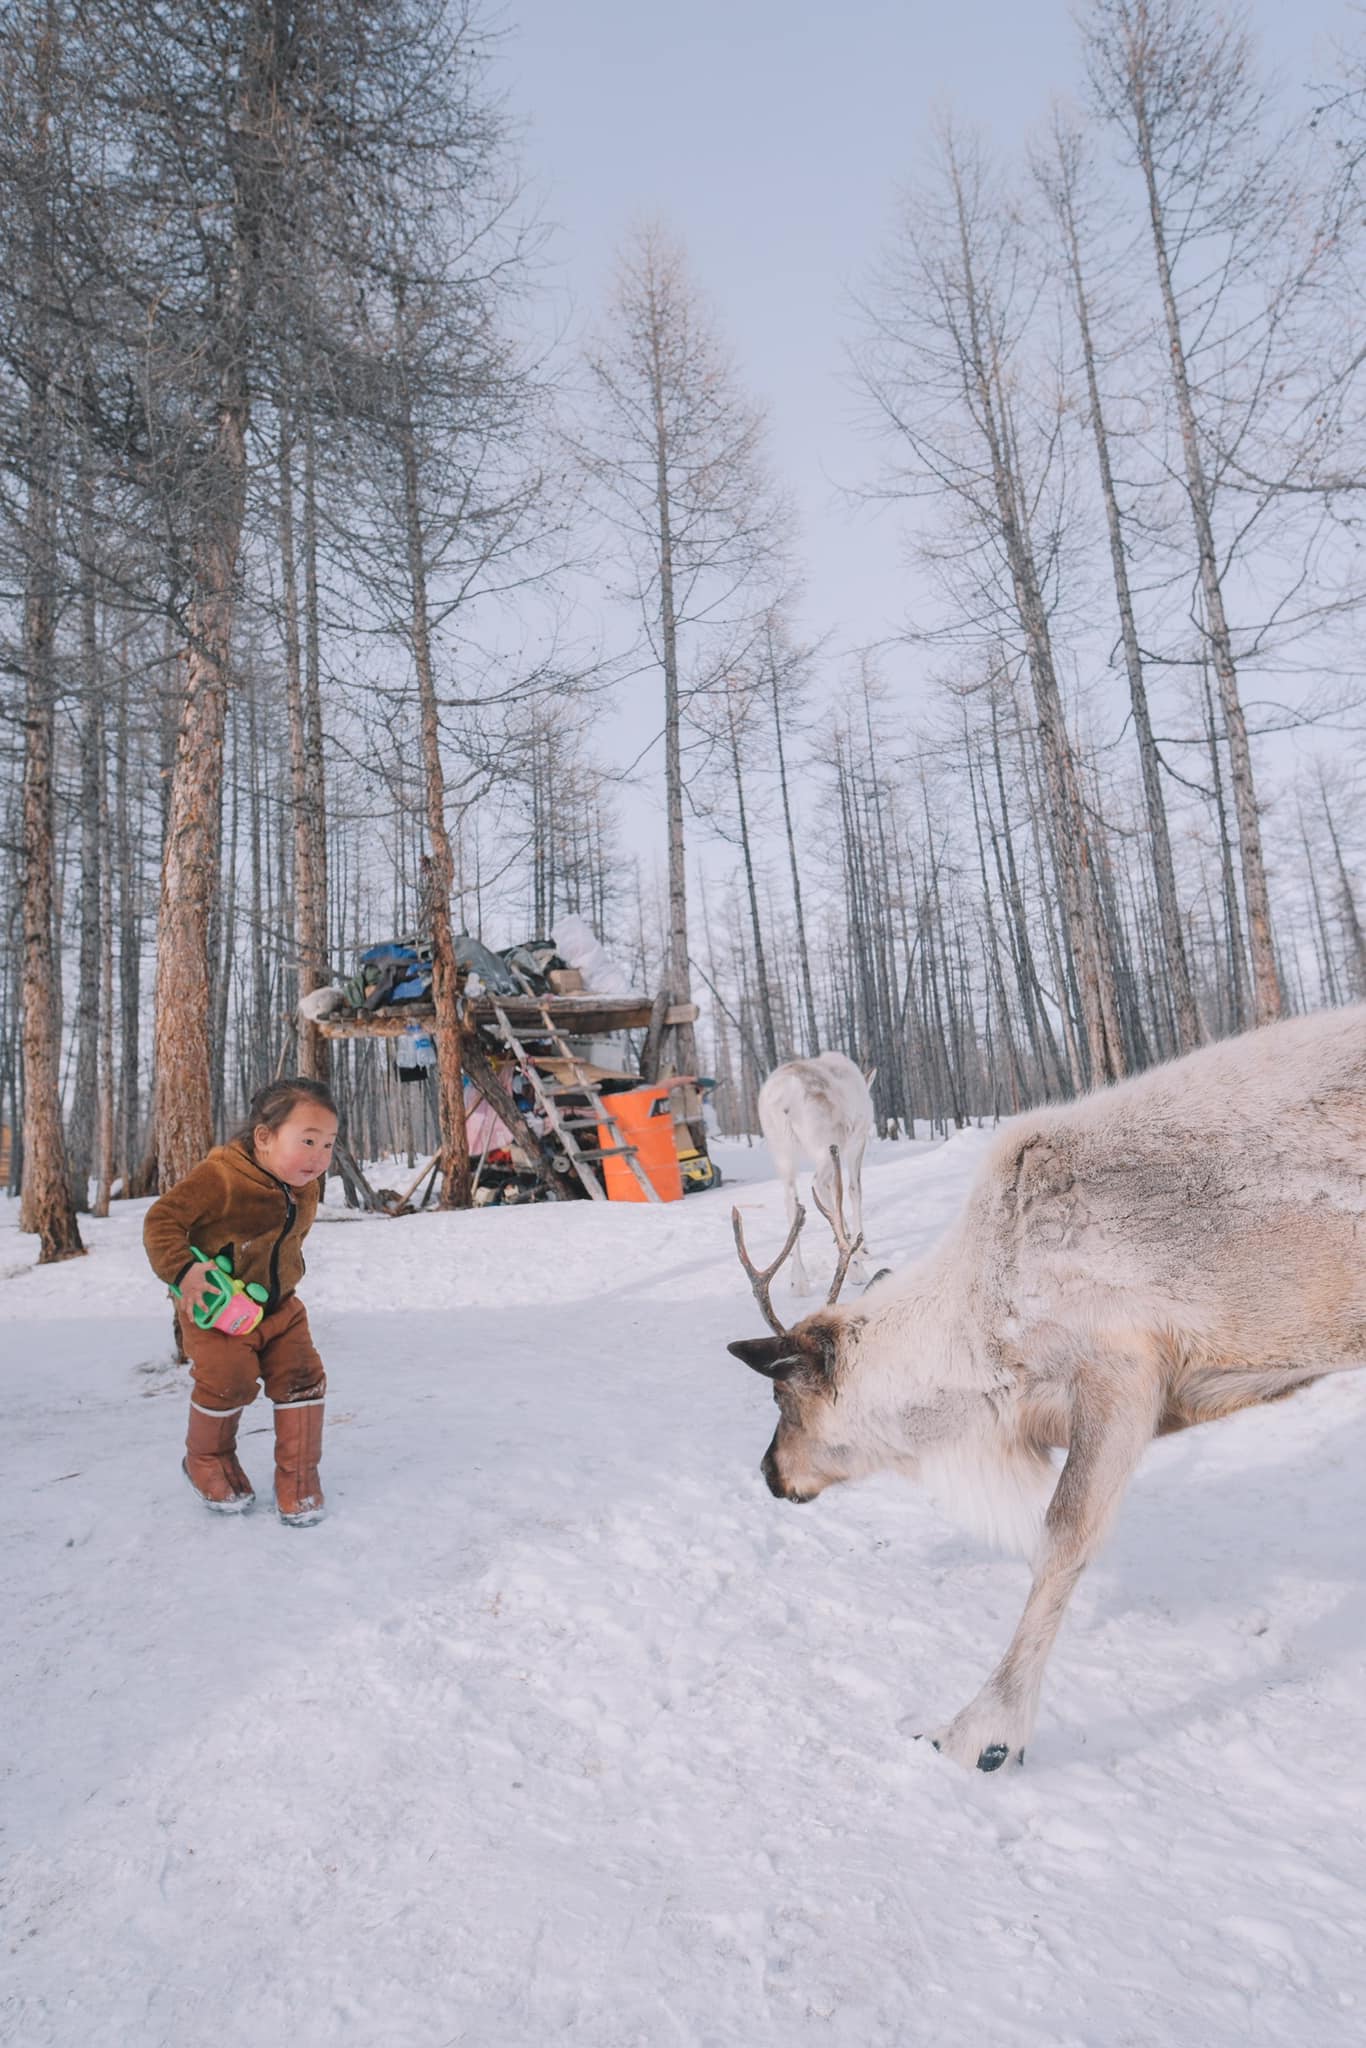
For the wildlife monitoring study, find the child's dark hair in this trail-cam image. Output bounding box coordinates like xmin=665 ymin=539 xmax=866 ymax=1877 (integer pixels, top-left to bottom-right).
xmin=234 ymin=1077 xmax=339 ymax=1155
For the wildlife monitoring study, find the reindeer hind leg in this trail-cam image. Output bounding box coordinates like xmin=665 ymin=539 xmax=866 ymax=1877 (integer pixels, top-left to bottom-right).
xmin=845 ymin=1134 xmax=871 ymax=1275
xmin=781 ymin=1169 xmax=812 ymax=1295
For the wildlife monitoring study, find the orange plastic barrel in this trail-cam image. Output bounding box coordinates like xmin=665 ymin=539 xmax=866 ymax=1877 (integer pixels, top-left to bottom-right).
xmin=597 ymin=1085 xmax=683 ymax=1202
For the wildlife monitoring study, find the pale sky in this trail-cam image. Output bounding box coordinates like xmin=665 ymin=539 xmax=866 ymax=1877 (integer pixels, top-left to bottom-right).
xmin=488 ymin=0 xmax=1360 ymax=900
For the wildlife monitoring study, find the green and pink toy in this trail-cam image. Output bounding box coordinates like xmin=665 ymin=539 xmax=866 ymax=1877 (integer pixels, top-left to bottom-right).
xmin=171 ymin=1247 xmax=269 ymax=1335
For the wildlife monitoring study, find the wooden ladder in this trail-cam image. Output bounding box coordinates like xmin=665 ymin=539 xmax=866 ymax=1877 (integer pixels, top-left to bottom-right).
xmin=488 ymin=1001 xmax=662 ymax=1204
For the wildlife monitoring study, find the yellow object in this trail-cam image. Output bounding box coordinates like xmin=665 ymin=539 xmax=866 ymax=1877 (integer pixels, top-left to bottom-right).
xmin=676 ymin=1146 xmax=720 ymax=1194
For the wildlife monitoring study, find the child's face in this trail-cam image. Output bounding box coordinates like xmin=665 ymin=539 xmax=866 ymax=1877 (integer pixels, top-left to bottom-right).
xmin=255 ymin=1104 xmax=338 ymax=1188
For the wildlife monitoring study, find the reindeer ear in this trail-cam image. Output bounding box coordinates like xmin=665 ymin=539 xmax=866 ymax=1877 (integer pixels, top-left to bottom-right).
xmin=727 ymin=1336 xmax=805 ymax=1379
xmin=728 ymin=1329 xmax=839 ymax=1387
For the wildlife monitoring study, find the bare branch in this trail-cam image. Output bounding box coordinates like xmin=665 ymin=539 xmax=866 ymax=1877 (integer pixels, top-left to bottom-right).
xmin=810 ymin=1145 xmax=866 ymax=1307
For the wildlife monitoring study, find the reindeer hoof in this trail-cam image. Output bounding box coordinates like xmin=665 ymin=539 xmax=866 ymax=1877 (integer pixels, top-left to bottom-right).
xmin=918 ymin=1733 xmax=1022 ymax=1771
xmin=920 ymin=1705 xmax=1030 ymax=1772
xmin=976 ymin=1743 xmax=1013 ymax=1772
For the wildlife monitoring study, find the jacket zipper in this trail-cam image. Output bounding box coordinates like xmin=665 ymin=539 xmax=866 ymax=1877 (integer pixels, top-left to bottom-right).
xmin=268 ymin=1183 xmax=297 ymax=1312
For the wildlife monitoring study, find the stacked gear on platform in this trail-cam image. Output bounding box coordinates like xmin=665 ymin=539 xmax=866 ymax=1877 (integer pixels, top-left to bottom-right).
xmin=306 ymin=918 xmax=722 ymax=1209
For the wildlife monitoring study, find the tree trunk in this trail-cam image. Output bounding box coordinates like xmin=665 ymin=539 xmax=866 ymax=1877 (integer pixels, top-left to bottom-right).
xmin=67 ymin=469 xmax=103 ymax=1200
xmin=986 ymin=687 xmax=1064 ymax=1092
xmin=395 ymin=325 xmax=469 ymax=1207
xmin=1051 ymin=142 xmax=1200 ymax=1051
xmin=21 ymin=520 xmax=84 ymax=1258
xmin=18 ymin=6 xmax=83 ymax=1261
xmin=768 ymin=642 xmax=819 ymax=1055
xmin=115 ymin=650 xmax=141 ymax=1191
xmin=1301 ymin=808 xmax=1341 ymax=1006
xmin=966 ymin=725 xmax=1027 ymax=1108
xmin=1129 ymin=82 xmax=1281 ymax=1025
xmin=945 ymin=148 xmax=1124 ymax=1083
xmin=94 ymin=684 xmax=116 ymax=1217
xmin=1202 ymin=665 xmax=1250 ymax=1034
xmin=149 ymin=50 xmax=269 ymax=1188
xmin=154 ymin=545 xmax=237 ymax=1189
xmin=648 ymin=312 xmax=700 ymax=1084
xmin=727 ymin=688 xmax=778 ymax=1067
xmin=299 ymin=404 xmax=331 ymax=1079
xmin=1321 ymin=788 xmax=1366 ymax=999
xmin=213 ymin=692 xmax=240 ymax=1126
xmin=278 ymin=409 xmax=329 ymax=1082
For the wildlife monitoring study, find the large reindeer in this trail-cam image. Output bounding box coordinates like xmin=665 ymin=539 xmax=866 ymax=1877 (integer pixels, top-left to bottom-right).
xmin=729 ymin=1005 xmax=1366 ymax=1773
xmin=757 ymin=1052 xmax=875 ymax=1295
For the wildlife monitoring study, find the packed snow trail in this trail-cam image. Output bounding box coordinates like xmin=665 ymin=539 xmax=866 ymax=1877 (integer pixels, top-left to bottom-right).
xmin=4 ymin=1133 xmax=1366 ymax=2046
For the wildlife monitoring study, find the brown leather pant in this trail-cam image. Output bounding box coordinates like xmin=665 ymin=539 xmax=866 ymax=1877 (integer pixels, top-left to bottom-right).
xmin=180 ymin=1295 xmax=326 ymax=1412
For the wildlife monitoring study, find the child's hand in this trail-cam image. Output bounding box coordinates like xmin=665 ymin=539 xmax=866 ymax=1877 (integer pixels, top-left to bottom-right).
xmin=177 ymin=1261 xmax=219 ymax=1319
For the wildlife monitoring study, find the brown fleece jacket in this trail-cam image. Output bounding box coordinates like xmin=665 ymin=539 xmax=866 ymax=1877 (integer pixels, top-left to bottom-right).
xmin=143 ymin=1138 xmax=321 ymax=1312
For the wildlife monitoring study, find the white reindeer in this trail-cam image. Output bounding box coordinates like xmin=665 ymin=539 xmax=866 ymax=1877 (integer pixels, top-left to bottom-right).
xmin=757 ymin=1052 xmax=876 ymax=1295
xmin=730 ymin=1005 xmax=1366 ymax=1773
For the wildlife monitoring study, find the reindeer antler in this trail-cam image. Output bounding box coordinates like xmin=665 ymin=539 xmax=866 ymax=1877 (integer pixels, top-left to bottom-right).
xmin=810 ymin=1144 xmax=865 ymax=1306
xmin=731 ymin=1202 xmax=806 ymax=1336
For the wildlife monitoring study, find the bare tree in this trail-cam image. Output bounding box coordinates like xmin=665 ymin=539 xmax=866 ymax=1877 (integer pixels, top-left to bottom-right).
xmin=276 ymin=400 xmax=331 ymax=1083
xmin=70 ymin=0 xmax=503 ymax=1187
xmin=696 ymin=667 xmax=781 ymax=1067
xmin=1083 ymin=0 xmax=1284 ymax=1024
xmin=855 ymin=125 xmax=1126 ymax=1085
xmin=1036 ymin=112 xmax=1201 ymax=1052
xmin=578 ymin=223 xmax=785 ymax=1076
xmin=761 ymin=611 xmax=822 ymax=1057
xmin=117 ymin=3 xmax=283 ymax=1187
xmin=340 ymin=103 xmax=550 ymax=1204
xmin=1 ymin=1 xmax=84 ymax=1258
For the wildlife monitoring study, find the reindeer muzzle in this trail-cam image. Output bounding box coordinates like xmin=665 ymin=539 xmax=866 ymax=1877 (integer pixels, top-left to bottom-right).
xmin=761 ymin=1443 xmax=812 ymax=1501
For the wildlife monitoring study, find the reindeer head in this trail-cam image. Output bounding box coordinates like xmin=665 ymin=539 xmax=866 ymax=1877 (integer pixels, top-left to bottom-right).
xmin=728 ymin=1148 xmax=874 ymax=1503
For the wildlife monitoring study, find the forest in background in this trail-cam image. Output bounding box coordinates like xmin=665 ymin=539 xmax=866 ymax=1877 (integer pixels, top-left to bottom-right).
xmin=2 ymin=0 xmax=1365 ymax=1256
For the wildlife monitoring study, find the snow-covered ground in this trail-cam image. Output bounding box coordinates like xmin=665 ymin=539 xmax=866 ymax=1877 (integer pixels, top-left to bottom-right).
xmin=4 ymin=1130 xmax=1366 ymax=2047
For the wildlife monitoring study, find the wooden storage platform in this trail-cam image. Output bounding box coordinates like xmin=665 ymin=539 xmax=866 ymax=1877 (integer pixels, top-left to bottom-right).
xmin=314 ymin=988 xmax=705 ymax=1210
xmin=316 ymin=995 xmax=699 ymax=1041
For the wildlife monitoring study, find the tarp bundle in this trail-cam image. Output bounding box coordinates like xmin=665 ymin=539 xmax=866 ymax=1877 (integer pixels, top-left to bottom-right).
xmin=344 ymin=940 xmax=433 ymax=1011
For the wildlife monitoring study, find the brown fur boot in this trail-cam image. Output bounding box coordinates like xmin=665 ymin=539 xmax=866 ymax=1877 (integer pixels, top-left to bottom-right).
xmin=184 ymin=1401 xmax=256 ymax=1513
xmin=273 ymin=1399 xmax=325 ymax=1526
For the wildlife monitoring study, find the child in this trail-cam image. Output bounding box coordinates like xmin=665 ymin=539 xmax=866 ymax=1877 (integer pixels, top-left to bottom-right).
xmin=144 ymin=1077 xmax=339 ymax=1525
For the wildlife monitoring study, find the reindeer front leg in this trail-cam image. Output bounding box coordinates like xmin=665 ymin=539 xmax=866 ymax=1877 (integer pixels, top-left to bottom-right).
xmin=925 ymin=1365 xmax=1162 ymax=1772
